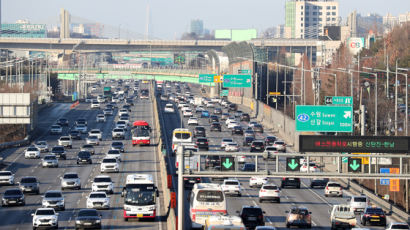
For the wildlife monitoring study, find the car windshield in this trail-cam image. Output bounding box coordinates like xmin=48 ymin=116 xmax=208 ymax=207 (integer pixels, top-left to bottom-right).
xmin=60 ymin=137 xmax=70 ymax=141
xmin=27 ymin=147 xmax=38 ymax=151
xmin=108 ymin=150 xmax=120 ymax=155
xmin=266 ymin=147 xmax=277 ymax=151
xmin=45 ymin=192 xmax=62 ymax=198
xmin=94 ymin=177 xmax=112 ymax=182
xmin=243 ymin=208 xmax=263 ymax=215
xmin=113 ymin=129 xmax=123 ymax=132
xmin=275 ymin=141 xmax=285 ymax=145
xmin=52 ymin=147 xmax=64 ymax=152
xmin=78 ymin=210 xmax=98 ymax=217
xmin=253 ymin=142 xmax=264 ymax=146
xmin=36 ymin=141 xmax=46 ymax=145
xmin=291 ymin=208 xmax=309 ymax=215
xmin=5 ymin=189 xmax=22 ymax=195
xmin=36 ymin=209 xmax=55 ymax=215
xmin=78 ymin=151 xmax=91 ymax=157
xmin=391 ymin=225 xmax=409 ymax=229
xmin=112 ymin=142 xmax=123 ymax=147
xmin=88 ymin=136 xmax=97 ymax=140
xmin=51 ymin=125 xmax=60 ymax=129
xmin=124 ymin=189 xmax=155 ymax=205
xmin=21 ymin=177 xmax=37 ymax=183
xmin=64 ymin=174 xmax=78 ymax=179
xmin=328 ymin=183 xmax=341 ymax=187
xmin=196 ymin=190 xmax=224 ymax=202
xmin=103 ymin=158 xmax=117 ymax=163
xmin=44 ymin=156 xmax=56 ymax=160
xmin=70 ymin=131 xmax=79 ymax=134
xmin=225 ymin=181 xmax=239 ymax=185
xmin=91 ymin=131 xmax=100 ymax=134
xmin=0 ymin=172 xmax=12 ymax=176
xmin=223 ymin=139 xmax=233 ymax=142
xmin=90 ymin=193 xmax=107 ymax=198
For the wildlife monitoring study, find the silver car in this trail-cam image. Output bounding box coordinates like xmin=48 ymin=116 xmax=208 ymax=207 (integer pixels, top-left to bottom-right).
xmin=86 ymin=136 xmax=100 ymax=146
xmin=81 ymin=144 xmax=95 ymax=155
xmin=42 ymin=190 xmax=65 ymax=211
xmin=42 ymin=155 xmax=59 ymax=168
xmin=61 ymin=173 xmax=81 ymax=190
xmin=35 ymin=141 xmax=49 ymax=152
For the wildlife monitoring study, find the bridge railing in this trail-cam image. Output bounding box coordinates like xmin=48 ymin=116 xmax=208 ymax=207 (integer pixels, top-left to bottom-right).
xmin=50 ymin=66 xmax=212 ymax=75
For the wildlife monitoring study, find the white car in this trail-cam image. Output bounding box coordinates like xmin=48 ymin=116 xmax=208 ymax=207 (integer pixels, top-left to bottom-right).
xmin=89 ymin=129 xmax=103 ymax=140
xmin=221 ymin=179 xmax=242 ymax=196
xmin=35 ymin=141 xmax=49 ymax=152
xmin=111 ymin=128 xmax=125 ymax=140
xmin=91 ymin=175 xmax=114 ymax=194
xmin=96 ymin=114 xmax=106 ymax=123
xmin=0 ymin=171 xmax=15 ymax=185
xmin=116 ymin=121 xmax=127 ymax=129
xmin=225 ymin=117 xmax=236 ymax=125
xmin=103 ymin=109 xmax=113 ymax=116
xmin=42 ymin=155 xmax=59 ymax=168
xmin=50 ymin=125 xmax=62 ymax=135
xmin=220 ymin=138 xmax=234 ymax=149
xmin=86 ymin=136 xmax=100 ymax=145
xmin=106 ymin=150 xmax=121 ymax=162
xmin=58 ymin=136 xmax=72 ymax=149
xmin=183 ymin=109 xmax=193 ymax=117
xmin=225 ymin=142 xmax=239 ymax=152
xmin=32 ymin=208 xmax=59 ymax=229
xmin=25 ymin=146 xmax=41 ymax=159
xmin=91 ymin=101 xmax=100 ymax=109
xmin=272 ymin=140 xmax=286 ymax=152
xmin=227 ymin=121 xmax=239 ymax=129
xmin=259 ymin=183 xmax=280 ymax=203
xmin=119 ymin=116 xmax=129 ymax=126
xmin=187 ymin=117 xmax=199 ymax=126
xmin=324 ymin=181 xmax=343 ymax=197
xmin=181 ymin=105 xmax=190 ymax=112
xmin=164 ymin=104 xmax=175 ymax=113
xmin=263 ymin=146 xmax=278 ymax=160
xmin=100 ymin=157 xmax=119 ymax=173
xmin=177 ymin=103 xmax=187 ymax=109
xmin=249 ymin=176 xmax=268 ymax=188
xmin=74 ymin=124 xmax=88 ymax=133
xmin=348 ymin=195 xmax=369 ymax=213
xmin=386 ymin=222 xmax=410 ymax=230
xmin=118 ymin=109 xmax=128 ymax=117
xmin=61 ymin=172 xmax=81 ymax=190
xmin=195 ymin=106 xmax=205 ymax=113
xmin=300 ymin=162 xmax=319 ymax=173
xmin=87 ymin=192 xmax=110 ymax=209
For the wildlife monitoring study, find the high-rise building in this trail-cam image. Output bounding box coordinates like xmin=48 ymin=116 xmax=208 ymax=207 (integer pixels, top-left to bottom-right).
xmin=190 ymin=19 xmax=204 ymax=36
xmin=285 ymin=0 xmax=339 ymax=39
xmin=60 ymin=8 xmax=70 ymax=39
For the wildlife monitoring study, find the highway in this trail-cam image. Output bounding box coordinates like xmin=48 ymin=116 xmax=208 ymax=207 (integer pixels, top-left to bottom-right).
xmin=158 ymin=83 xmax=391 ymax=230
xmin=0 ymin=82 xmax=165 ymax=230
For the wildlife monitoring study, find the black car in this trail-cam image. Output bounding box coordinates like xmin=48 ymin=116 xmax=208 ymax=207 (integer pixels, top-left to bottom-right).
xmin=281 ymin=178 xmax=301 ymax=188
xmin=309 ymin=178 xmax=329 ymax=188
xmin=184 ymin=177 xmax=201 ymax=189
xmin=75 ymin=118 xmax=87 ymax=126
xmin=210 ymin=122 xmax=222 ymax=132
xmin=243 ymin=136 xmax=255 ymax=146
xmin=232 ymin=126 xmax=244 ymax=135
xmin=111 ymin=142 xmax=125 ymax=152
xmin=77 ymin=151 xmax=92 ymax=164
xmin=2 ymin=188 xmax=25 ymax=206
xmin=19 ymin=176 xmax=40 ymax=194
xmin=361 ymin=207 xmax=387 ymax=226
xmin=237 ymin=206 xmax=265 ymax=229
xmin=75 ymin=209 xmax=102 ymax=229
xmin=51 ymin=146 xmax=66 ymax=160
xmin=250 ymin=141 xmax=265 ymax=152
xmin=57 ymin=118 xmax=69 ymax=126
xmin=213 ymin=108 xmax=222 ymax=115
xmin=228 ymin=103 xmax=238 ymax=111
xmin=69 ymin=130 xmax=82 ymax=140
xmin=264 ymin=136 xmax=277 ymax=146
xmin=123 ymin=104 xmax=131 ymax=112
xmin=193 ymin=126 xmax=206 ymax=138
xmin=253 ymin=124 xmax=264 ymax=133
xmin=234 ymin=110 xmax=243 ymax=118
xmin=195 ymin=138 xmax=209 ymax=151
xmin=205 ymin=155 xmax=220 ymax=169
xmin=126 ymin=98 xmax=134 ymax=106
xmin=241 ymin=163 xmax=256 ymax=171
xmin=209 ymin=115 xmax=219 ymax=123
xmin=240 ymin=113 xmax=250 ymax=122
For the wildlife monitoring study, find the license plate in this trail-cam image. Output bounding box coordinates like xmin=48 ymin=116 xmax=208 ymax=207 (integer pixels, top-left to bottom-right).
xmin=82 ymin=160 xmax=87 ymax=162
xmin=9 ymin=201 xmax=16 ymax=203
xmin=137 ymin=214 xmax=143 ymax=218
xmin=84 ymin=223 xmax=92 ymax=225
xmin=371 ymin=219 xmax=380 ymax=221
xmin=200 ymin=142 xmax=204 ymax=144
xmin=248 ymin=217 xmax=257 ymax=221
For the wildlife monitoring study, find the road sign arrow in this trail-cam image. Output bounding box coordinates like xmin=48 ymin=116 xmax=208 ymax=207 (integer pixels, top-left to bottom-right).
xmin=288 ymin=159 xmax=299 ymax=170
xmin=349 ymin=160 xmax=360 ymax=171
xmin=222 ymin=158 xmax=233 ymax=169
xmin=344 ymin=111 xmax=352 ymax=119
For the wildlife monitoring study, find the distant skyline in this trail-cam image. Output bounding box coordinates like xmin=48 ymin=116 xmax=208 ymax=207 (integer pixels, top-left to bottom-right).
xmin=2 ymin=0 xmax=409 ymax=39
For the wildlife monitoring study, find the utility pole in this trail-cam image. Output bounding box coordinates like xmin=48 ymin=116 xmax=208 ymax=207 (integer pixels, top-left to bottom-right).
xmin=395 ymin=59 xmax=398 ymax=136
xmin=177 ymin=145 xmax=184 ymax=230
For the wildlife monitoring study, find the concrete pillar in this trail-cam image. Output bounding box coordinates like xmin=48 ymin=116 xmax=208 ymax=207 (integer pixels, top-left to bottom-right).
xmin=210 ymin=86 xmax=216 ymax=98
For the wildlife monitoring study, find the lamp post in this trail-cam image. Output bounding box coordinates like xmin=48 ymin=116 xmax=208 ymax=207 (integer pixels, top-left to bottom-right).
xmin=397 ymin=68 xmax=409 ymax=136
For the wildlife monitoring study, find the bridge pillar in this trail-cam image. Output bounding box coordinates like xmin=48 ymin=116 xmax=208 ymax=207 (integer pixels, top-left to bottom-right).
xmin=210 ymin=86 xmax=216 ymax=98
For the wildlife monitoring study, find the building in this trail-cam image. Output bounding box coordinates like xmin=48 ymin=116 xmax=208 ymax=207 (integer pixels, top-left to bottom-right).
xmin=60 ymin=8 xmax=70 ymax=39
xmin=72 ymin=23 xmax=85 ymax=34
xmin=215 ymin=29 xmax=257 ymax=41
xmin=285 ymin=0 xmax=339 ymax=39
xmin=190 ymin=19 xmax=204 ymax=36
xmin=1 ymin=23 xmax=47 ymax=38
xmin=383 ymin=12 xmax=410 ymax=33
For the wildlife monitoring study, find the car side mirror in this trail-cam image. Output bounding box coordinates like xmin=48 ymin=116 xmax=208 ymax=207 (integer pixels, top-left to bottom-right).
xmin=263 ymin=211 xmax=266 ymax=214
xmin=309 ymin=212 xmax=312 ymax=214
xmin=31 ymin=213 xmax=34 ymax=217
xmin=56 ymin=213 xmax=59 ymax=216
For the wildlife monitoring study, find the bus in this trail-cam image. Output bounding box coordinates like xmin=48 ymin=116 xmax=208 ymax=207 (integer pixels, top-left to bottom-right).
xmin=172 ymin=128 xmax=192 ymax=153
xmin=132 ymin=120 xmax=150 ymax=146
xmin=190 ymin=183 xmax=227 ymax=229
xmin=121 ymin=174 xmax=159 ymax=221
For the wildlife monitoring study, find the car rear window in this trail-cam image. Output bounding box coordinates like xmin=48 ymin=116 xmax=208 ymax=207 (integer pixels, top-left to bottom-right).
xmin=197 ymin=191 xmax=224 ymax=202
xmin=64 ymin=174 xmax=78 ymax=179
xmin=328 ymin=183 xmax=341 ymax=187
xmin=390 ymin=224 xmax=409 ymax=229
xmin=21 ymin=177 xmax=37 ymax=183
xmin=353 ymin=197 xmax=367 ymax=202
xmin=366 ymin=208 xmax=384 ymax=214
xmin=263 ymin=185 xmax=278 ymax=190
xmin=243 ymin=208 xmax=262 ymax=215
xmin=225 ymin=181 xmax=239 ymax=185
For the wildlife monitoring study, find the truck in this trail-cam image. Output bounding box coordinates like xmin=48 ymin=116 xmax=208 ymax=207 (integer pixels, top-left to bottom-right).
xmin=330 ymin=204 xmax=357 ymax=230
xmin=103 ymin=86 xmax=112 ymax=100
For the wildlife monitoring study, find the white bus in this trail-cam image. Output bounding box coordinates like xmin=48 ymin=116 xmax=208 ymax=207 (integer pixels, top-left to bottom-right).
xmin=121 ymin=174 xmax=159 ymax=221
xmin=190 ymin=183 xmax=227 ymax=229
xmin=172 ymin=128 xmax=192 ymax=153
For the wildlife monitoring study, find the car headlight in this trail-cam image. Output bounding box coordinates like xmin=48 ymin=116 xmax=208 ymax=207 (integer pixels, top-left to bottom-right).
xmin=149 ymin=206 xmax=155 ymax=211
xmin=42 ymin=200 xmax=47 ymax=205
xmin=124 ymin=206 xmax=131 ymax=211
xmin=75 ymin=220 xmax=81 ymax=224
xmin=96 ymin=219 xmax=101 ymax=223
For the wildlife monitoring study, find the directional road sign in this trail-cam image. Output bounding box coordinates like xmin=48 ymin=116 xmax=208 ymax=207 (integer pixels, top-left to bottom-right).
xmin=220 ymin=90 xmax=229 ymax=97
xmin=199 ymin=74 xmax=215 ymax=83
xmin=390 ymin=168 xmax=400 ymax=192
xmin=238 ymin=69 xmax=251 ymax=74
xmin=286 ymin=157 xmax=301 ymax=171
xmin=223 ymin=74 xmax=252 ymax=88
xmin=296 ymin=105 xmax=353 ymax=132
xmin=220 ymin=156 xmax=235 ymax=171
xmin=348 ymin=158 xmax=362 ymax=172
xmin=380 ymin=168 xmax=390 ymax=185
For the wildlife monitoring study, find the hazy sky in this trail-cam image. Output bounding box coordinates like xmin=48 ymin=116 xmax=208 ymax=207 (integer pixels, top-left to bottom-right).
xmin=3 ymin=0 xmax=409 ymax=39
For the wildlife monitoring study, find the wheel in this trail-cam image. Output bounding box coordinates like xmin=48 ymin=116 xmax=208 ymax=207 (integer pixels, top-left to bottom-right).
xmin=259 ymin=199 xmax=262 ymax=203
xmin=362 ymin=220 xmax=366 ymax=226
xmin=286 ymin=224 xmax=290 ymax=228
xmin=325 ymin=194 xmax=328 ymax=197
xmin=307 ymin=224 xmax=312 ymax=228
xmin=33 ymin=227 xmax=37 ymax=230
xmin=124 ymin=217 xmax=128 ymax=221
xmin=296 ymin=185 xmax=300 ymax=189
xmin=277 ymin=199 xmax=281 ymax=203
xmin=61 ymin=207 xmax=65 ymax=211
xmin=238 ymin=193 xmax=241 ymax=197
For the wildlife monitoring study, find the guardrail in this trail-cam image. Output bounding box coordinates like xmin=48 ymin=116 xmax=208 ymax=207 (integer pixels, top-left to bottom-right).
xmin=0 ymin=135 xmax=30 ymax=152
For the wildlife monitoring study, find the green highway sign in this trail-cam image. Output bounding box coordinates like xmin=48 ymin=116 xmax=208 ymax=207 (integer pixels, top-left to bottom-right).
xmin=348 ymin=158 xmax=362 ymax=172
xmin=325 ymin=96 xmax=353 ymax=105
xmin=220 ymin=90 xmax=229 ymax=97
xmin=286 ymin=157 xmax=301 ymax=171
xmin=221 ymin=157 xmax=235 ymax=171
xmin=296 ymin=105 xmax=353 ymax=132
xmin=238 ymin=69 xmax=251 ymax=74
xmin=223 ymin=74 xmax=252 ymax=88
xmin=199 ymin=74 xmax=215 ymax=83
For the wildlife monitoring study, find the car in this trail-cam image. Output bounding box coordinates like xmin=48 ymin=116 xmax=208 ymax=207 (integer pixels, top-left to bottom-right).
xmin=309 ymin=178 xmax=329 ymax=188
xmin=103 ymin=108 xmax=113 ymax=116
xmin=25 ymin=146 xmax=40 ymax=159
xmin=58 ymin=136 xmax=72 ymax=149
xmin=81 ymin=144 xmax=95 ymax=155
xmin=386 ymin=222 xmax=410 ymax=230
xmin=112 ymin=128 xmax=125 ymax=140
xmin=205 ymin=155 xmax=220 ymax=169
xmin=49 ymin=146 xmax=66 ymax=160
xmin=89 ymin=129 xmax=103 ymax=140
xmin=221 ymin=179 xmax=242 ymax=196
xmin=201 ymin=110 xmax=210 ymax=118
xmin=250 ymin=141 xmax=265 ymax=152
xmin=116 ymin=121 xmax=127 ymax=129
xmin=193 ymin=126 xmax=206 ymax=138
xmin=74 ymin=124 xmax=88 ymax=134
xmin=69 ymin=130 xmax=82 ymax=140
xmin=210 ymin=122 xmax=222 ymax=132
xmin=241 ymin=163 xmax=256 ymax=171
xmin=272 ymin=140 xmax=286 ymax=152
xmin=244 ymin=130 xmax=255 ymax=138
xmin=35 ymin=141 xmax=49 ymax=152
xmin=57 ymin=118 xmax=69 ymax=126
xmin=209 ymin=115 xmax=219 ymax=123
xmin=227 ymin=121 xmax=240 ymax=129
xmin=232 ymin=126 xmax=243 ymax=135
xmin=220 ymin=113 xmax=229 ymax=120
xmin=250 ymin=176 xmax=268 ymax=188
xmin=234 ymin=110 xmax=243 ymax=118
xmin=61 ymin=172 xmax=81 ymax=190
xmin=264 ymin=136 xmax=277 ymax=146
xmin=213 ymin=108 xmax=222 ymax=115
xmin=19 ymin=176 xmax=40 ymax=194
xmin=225 ymin=142 xmax=239 ymax=152
xmin=243 ymin=136 xmax=255 ymax=146
xmin=49 ymin=125 xmax=62 ymax=135
xmin=187 ymin=117 xmax=199 ymax=126
xmin=255 ymin=227 xmax=277 ymax=230
xmin=75 ymin=118 xmax=87 ymax=126
xmin=252 ymin=124 xmax=264 ymax=133
xmin=74 ymin=209 xmax=102 ymax=229
xmin=87 ymin=192 xmax=110 ymax=210
xmin=184 ymin=177 xmax=201 ymax=189
xmin=111 ymin=141 xmax=125 ymax=152
xmin=324 ymin=181 xmax=343 ymax=197
xmin=348 ymin=195 xmax=369 ymax=213
xmin=240 ymin=113 xmax=250 ymax=121
xmin=161 ymin=94 xmax=169 ymax=101
xmin=119 ymin=115 xmax=130 ymax=126
xmin=91 ymin=101 xmax=100 ymax=109
xmin=195 ymin=105 xmax=205 ymax=113
xmin=0 ymin=171 xmax=14 ymax=185
xmin=228 ymin=103 xmax=238 ymax=111
xmin=100 ymin=157 xmax=120 ymax=173
xmin=300 ymin=162 xmax=319 ymax=173
xmin=195 ymin=138 xmax=209 ymax=151
xmin=259 ymin=184 xmax=280 ymax=203
xmin=281 ymin=178 xmax=301 ymax=188
xmin=92 ymin=175 xmax=114 ymax=194
xmin=164 ymin=103 xmax=175 ymax=113
xmin=2 ymin=188 xmax=25 ymax=206
xmin=263 ymin=146 xmax=278 ymax=160
xmin=86 ymin=136 xmax=100 ymax=145
xmin=119 ymin=109 xmax=128 ymax=117
xmin=285 ymin=207 xmax=312 ymax=228
xmin=360 ymin=207 xmax=386 ymax=226
xmin=183 ymin=109 xmax=193 ymax=117
xmin=330 ymin=204 xmax=357 ymax=229
xmin=42 ymin=155 xmax=59 ymax=168
xmin=96 ymin=114 xmax=106 ymax=123
xmin=77 ymin=151 xmax=92 ymax=164
xmin=237 ymin=206 xmax=265 ymax=229
xmin=42 ymin=190 xmax=65 ymax=211
xmin=220 ymin=138 xmax=233 ymax=149
xmin=32 ymin=208 xmax=59 ymax=229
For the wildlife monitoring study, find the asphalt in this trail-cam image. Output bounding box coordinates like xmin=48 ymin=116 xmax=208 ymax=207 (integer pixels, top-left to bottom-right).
xmin=0 ymin=83 xmax=166 ymax=230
